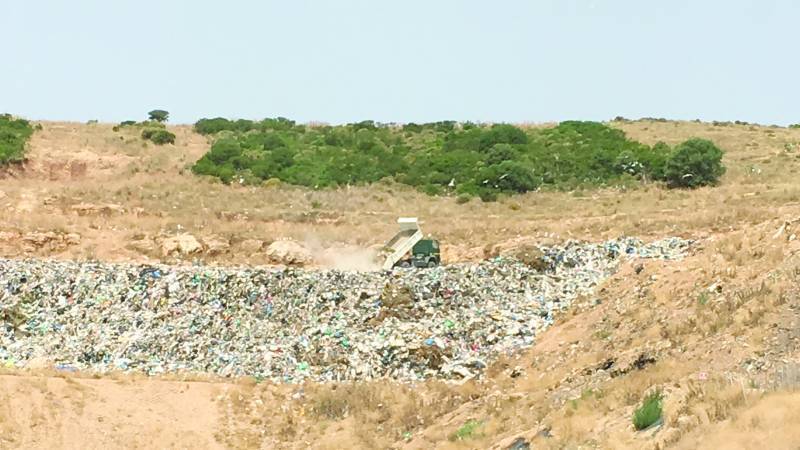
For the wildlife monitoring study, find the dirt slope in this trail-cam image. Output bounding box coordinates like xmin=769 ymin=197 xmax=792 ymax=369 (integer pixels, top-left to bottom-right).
xmin=0 ymin=374 xmax=221 ymax=449
xmin=2 ymin=221 xmax=799 ymax=449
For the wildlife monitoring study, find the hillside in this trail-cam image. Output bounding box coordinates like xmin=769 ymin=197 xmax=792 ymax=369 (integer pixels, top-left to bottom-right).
xmin=0 ymin=119 xmax=799 ymax=449
xmin=0 ymin=120 xmax=797 ymax=265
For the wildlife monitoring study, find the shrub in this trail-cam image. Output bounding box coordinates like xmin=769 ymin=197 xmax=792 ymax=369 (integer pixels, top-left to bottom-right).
xmin=0 ymin=114 xmax=34 ymax=164
xmin=632 ymin=391 xmax=663 ymax=430
xmin=478 ymin=124 xmax=528 ymax=150
xmin=206 ymin=138 xmax=243 ymax=164
xmin=120 ymin=120 xmax=137 ymax=127
xmin=190 ymin=117 xmax=725 ymax=198
xmin=455 ymin=194 xmax=471 ymax=204
xmin=402 ymin=123 xmax=422 ymax=133
xmin=662 ymin=138 xmax=725 ymax=188
xmin=148 ymin=109 xmax=169 ymax=122
xmin=148 ymin=129 xmax=176 ymax=145
xmin=790 ymin=124 xmax=800 ymax=129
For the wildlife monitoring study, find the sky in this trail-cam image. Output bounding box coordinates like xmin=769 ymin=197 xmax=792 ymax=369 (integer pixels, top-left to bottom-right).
xmin=2 ymin=0 xmax=798 ymax=125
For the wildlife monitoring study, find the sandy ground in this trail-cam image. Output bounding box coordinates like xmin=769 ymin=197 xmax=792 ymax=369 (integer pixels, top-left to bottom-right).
xmin=1 ymin=120 xmax=800 ymax=448
xmin=0 ymin=374 xmax=221 ymax=449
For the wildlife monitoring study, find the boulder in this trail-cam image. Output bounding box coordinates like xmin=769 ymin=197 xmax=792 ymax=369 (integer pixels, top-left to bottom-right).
xmin=265 ymin=240 xmax=312 ymax=265
xmin=161 ymin=234 xmax=203 ymax=256
xmin=203 ymin=236 xmax=230 ymax=255
xmin=129 ymin=237 xmax=157 ymax=254
xmin=64 ymin=233 xmax=81 ymax=246
xmin=239 ymin=239 xmax=265 ymax=254
xmin=22 ymin=232 xmax=60 ymax=247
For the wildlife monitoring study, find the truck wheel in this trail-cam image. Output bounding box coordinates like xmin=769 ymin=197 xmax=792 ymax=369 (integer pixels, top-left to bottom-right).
xmin=427 ymin=260 xmax=438 ymax=268
xmin=398 ymin=261 xmax=411 ymax=268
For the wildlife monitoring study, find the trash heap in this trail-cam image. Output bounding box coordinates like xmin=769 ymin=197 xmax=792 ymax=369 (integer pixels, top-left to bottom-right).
xmin=0 ymin=237 xmax=691 ymax=382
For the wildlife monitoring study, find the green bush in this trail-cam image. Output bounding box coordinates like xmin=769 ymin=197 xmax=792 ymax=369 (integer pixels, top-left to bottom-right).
xmin=478 ymin=124 xmax=528 ymax=150
xmin=790 ymin=124 xmax=800 ymax=129
xmin=0 ymin=114 xmax=34 ymax=164
xmin=633 ymin=391 xmax=663 ymax=430
xmin=148 ymin=109 xmax=169 ymax=122
xmin=190 ymin=117 xmax=725 ymax=198
xmin=662 ymin=138 xmax=725 ymax=188
xmin=147 ymin=129 xmax=176 ymax=145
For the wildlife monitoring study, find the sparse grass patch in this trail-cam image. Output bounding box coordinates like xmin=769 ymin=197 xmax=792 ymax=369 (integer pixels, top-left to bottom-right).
xmin=450 ymin=419 xmax=483 ymax=441
xmin=311 ymin=389 xmax=350 ymax=419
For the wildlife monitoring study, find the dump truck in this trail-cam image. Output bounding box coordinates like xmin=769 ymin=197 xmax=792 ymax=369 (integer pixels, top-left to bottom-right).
xmin=380 ymin=217 xmax=441 ymax=270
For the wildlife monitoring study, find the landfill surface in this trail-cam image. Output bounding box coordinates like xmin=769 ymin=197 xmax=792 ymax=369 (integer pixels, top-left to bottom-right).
xmin=0 ymin=237 xmax=691 ymax=383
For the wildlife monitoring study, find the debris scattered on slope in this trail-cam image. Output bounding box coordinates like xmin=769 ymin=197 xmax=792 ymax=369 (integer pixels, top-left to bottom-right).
xmin=0 ymin=237 xmax=691 ymax=382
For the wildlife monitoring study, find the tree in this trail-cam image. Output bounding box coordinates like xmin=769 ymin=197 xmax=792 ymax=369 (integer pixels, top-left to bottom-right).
xmin=662 ymin=138 xmax=725 ymax=188
xmin=148 ymin=109 xmax=170 ymax=122
xmin=478 ymin=124 xmax=528 ymax=151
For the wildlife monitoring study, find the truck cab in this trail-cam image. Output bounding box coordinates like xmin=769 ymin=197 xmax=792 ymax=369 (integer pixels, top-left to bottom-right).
xmin=396 ymin=238 xmax=440 ymax=268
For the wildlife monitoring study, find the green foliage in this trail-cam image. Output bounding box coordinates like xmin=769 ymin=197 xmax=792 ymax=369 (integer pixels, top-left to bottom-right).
xmin=790 ymin=124 xmax=800 ymax=129
xmin=663 ymin=138 xmax=725 ymax=188
xmin=144 ymin=129 xmax=176 ymax=145
xmin=148 ymin=109 xmax=169 ymax=122
xmin=633 ymin=391 xmax=663 ymax=430
xmin=191 ymin=118 xmax=725 ymax=197
xmin=0 ymin=114 xmax=34 ymax=164
xmin=450 ymin=419 xmax=483 ymax=441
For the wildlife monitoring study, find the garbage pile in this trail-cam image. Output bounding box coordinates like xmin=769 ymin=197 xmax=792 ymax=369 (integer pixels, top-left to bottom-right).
xmin=0 ymin=237 xmax=691 ymax=382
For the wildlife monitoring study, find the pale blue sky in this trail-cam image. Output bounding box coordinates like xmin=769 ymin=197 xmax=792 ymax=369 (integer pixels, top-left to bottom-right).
xmin=2 ymin=1 xmax=798 ymax=124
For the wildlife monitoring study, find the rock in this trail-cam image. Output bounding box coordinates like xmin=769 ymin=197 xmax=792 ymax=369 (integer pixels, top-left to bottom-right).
xmin=161 ymin=234 xmax=203 ymax=256
xmin=676 ymin=415 xmax=698 ymax=432
xmin=22 ymin=232 xmax=60 ymax=247
xmin=239 ymin=239 xmax=265 ymax=254
xmin=504 ymin=244 xmax=549 ymax=271
xmin=506 ymin=437 xmax=531 ymax=450
xmin=203 ymin=236 xmax=230 ymax=255
xmin=20 ymin=231 xmax=79 ymax=251
xmin=71 ymin=203 xmax=124 ymax=216
xmin=128 ymin=236 xmax=157 ymax=254
xmin=265 ymin=240 xmax=312 ymax=265
xmin=0 ymin=231 xmax=20 ymax=242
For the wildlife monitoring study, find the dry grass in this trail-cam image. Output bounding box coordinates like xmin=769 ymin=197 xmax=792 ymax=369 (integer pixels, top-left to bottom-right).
xmin=0 ymin=120 xmax=799 ymax=266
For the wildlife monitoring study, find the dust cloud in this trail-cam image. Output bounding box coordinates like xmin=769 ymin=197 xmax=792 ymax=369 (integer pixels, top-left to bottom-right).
xmin=301 ymin=235 xmax=382 ymax=271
